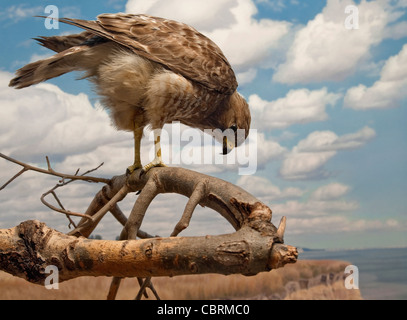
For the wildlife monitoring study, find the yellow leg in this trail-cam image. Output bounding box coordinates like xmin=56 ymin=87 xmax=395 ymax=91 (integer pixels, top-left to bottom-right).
xmin=140 ymin=128 xmax=167 ymax=175
xmin=127 ymin=122 xmax=144 ymax=174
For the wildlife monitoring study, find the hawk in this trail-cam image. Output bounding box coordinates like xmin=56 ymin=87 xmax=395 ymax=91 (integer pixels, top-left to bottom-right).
xmin=9 ymin=13 xmax=251 ymax=174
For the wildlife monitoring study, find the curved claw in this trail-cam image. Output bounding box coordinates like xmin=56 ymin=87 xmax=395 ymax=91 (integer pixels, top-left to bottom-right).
xmin=139 ymin=161 xmax=167 ymax=178
xmin=126 ymin=164 xmax=142 ymax=176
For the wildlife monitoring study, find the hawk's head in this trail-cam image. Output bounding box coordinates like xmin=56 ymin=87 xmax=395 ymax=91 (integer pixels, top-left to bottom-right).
xmin=213 ymin=92 xmax=251 ymax=154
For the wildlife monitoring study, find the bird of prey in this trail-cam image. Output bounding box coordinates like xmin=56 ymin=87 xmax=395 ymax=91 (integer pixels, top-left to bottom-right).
xmin=9 ymin=13 xmax=251 ymax=174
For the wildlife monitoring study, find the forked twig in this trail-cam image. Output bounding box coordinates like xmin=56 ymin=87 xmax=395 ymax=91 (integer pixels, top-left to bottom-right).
xmin=42 ymin=189 xmax=78 ymax=228
xmin=40 ymin=188 xmax=92 ymax=224
xmin=41 ymin=159 xmax=106 ymax=224
xmin=0 ymin=153 xmax=110 ymax=184
xmin=0 ymin=153 xmax=108 ymax=225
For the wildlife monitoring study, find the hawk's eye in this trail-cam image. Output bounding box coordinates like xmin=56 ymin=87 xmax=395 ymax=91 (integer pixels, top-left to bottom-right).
xmin=230 ymin=124 xmax=238 ymax=132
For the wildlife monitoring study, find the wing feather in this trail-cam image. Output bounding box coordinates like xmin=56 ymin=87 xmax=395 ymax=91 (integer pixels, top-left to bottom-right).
xmin=57 ymin=13 xmax=237 ymax=95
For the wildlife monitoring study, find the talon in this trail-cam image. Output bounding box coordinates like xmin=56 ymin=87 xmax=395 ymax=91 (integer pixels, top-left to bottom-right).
xmin=140 ymin=161 xmax=167 ymax=177
xmin=126 ymin=164 xmax=142 ymax=176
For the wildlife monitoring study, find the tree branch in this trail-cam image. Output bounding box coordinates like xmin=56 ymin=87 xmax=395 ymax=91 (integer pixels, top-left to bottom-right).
xmin=0 ymin=153 xmax=109 ymax=185
xmin=0 ymin=220 xmax=297 ymax=284
xmin=70 ymin=166 xmax=286 ymax=242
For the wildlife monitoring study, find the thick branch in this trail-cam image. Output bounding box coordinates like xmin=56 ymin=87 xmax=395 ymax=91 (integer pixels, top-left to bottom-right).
xmin=0 ymin=220 xmax=297 ymax=284
xmin=71 ymin=167 xmax=284 ymax=242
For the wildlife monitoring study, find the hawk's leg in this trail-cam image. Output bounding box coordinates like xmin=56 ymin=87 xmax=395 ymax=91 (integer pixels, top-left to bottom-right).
xmin=140 ymin=128 xmax=167 ymax=176
xmin=127 ymin=122 xmax=144 ymax=174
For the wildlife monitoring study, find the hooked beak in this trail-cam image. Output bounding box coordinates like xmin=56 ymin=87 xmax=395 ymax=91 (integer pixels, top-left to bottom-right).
xmin=222 ymin=136 xmax=235 ymax=155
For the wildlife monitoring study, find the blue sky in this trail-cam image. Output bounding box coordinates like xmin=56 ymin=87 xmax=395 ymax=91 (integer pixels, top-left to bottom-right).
xmin=0 ymin=0 xmax=406 ymax=250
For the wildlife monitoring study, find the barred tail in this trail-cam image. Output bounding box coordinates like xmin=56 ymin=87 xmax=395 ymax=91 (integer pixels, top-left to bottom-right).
xmin=9 ymin=46 xmax=89 ymax=89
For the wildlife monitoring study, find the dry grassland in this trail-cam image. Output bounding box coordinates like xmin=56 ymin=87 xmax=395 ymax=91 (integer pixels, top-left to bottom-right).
xmin=0 ymin=260 xmax=359 ymax=300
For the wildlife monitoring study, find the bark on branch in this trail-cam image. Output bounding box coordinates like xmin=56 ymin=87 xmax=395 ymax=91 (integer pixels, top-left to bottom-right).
xmin=0 ymin=220 xmax=297 ymax=284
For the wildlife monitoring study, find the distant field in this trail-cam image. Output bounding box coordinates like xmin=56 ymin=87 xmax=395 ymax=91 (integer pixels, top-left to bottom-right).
xmin=0 ymin=260 xmax=360 ymax=300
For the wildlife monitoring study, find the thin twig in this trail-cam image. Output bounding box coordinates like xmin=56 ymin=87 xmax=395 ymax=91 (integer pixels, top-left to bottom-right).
xmin=49 ymin=190 xmax=77 ymax=228
xmin=68 ymin=184 xmax=130 ymax=237
xmin=1 ymin=153 xmax=109 ymax=225
xmin=41 ymin=189 xmax=93 ymax=221
xmin=0 ymin=153 xmax=110 ymax=184
xmin=80 ymin=162 xmax=105 ymax=176
xmin=41 ymin=160 xmax=107 ymax=222
xmin=107 ymin=277 xmax=122 ymax=300
xmin=0 ymin=168 xmax=28 ymax=191
xmin=147 ymin=281 xmax=161 ymax=300
xmin=135 ymin=278 xmax=151 ymax=300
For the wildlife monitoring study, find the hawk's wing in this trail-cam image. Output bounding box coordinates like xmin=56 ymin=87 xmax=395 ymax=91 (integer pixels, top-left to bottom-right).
xmin=57 ymin=13 xmax=237 ymax=95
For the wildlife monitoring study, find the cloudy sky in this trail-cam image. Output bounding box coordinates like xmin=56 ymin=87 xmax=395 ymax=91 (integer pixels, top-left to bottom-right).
xmin=0 ymin=0 xmax=406 ymax=249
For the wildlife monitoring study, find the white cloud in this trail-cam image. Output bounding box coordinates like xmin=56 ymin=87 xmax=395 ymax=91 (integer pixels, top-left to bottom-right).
xmin=269 ymin=182 xmax=358 ymax=224
xmin=287 ymin=216 xmax=401 ymax=234
xmin=125 ymin=0 xmax=291 ymax=79
xmin=236 ymin=68 xmax=257 ymax=85
xmin=254 ymin=133 xmax=287 ymax=168
xmin=344 ymin=44 xmax=407 ymax=110
xmin=396 ymin=0 xmax=407 ymax=7
xmin=280 ymin=126 xmax=375 ymax=180
xmin=273 ymin=198 xmax=359 ymax=218
xmin=273 ymin=0 xmax=396 ymax=84
xmin=384 ymin=20 xmax=407 ymax=40
xmin=126 ymin=0 xmax=239 ymax=31
xmin=0 ymin=71 xmax=131 ymax=163
xmin=295 ymin=126 xmax=376 ymax=152
xmin=236 ymin=175 xmax=304 ymax=201
xmin=235 ymin=176 xmax=393 ymax=237
xmin=234 ymin=176 xmax=405 ymax=236
xmin=310 ymin=183 xmax=350 ymax=200
xmin=165 ymin=127 xmax=284 ymax=174
xmin=204 ymin=0 xmax=290 ymax=72
xmin=0 ymin=5 xmax=43 ymax=22
xmin=249 ymin=88 xmax=340 ymax=131
xmin=0 ymin=5 xmax=81 ymax=23
xmin=279 ymin=151 xmax=337 ymax=180
xmin=241 ymin=177 xmax=406 ymax=235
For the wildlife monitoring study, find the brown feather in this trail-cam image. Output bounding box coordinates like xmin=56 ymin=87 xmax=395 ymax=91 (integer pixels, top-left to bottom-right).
xmin=34 ymin=31 xmax=94 ymax=53
xmin=57 ymin=13 xmax=238 ymax=95
xmin=9 ymin=46 xmax=91 ymax=89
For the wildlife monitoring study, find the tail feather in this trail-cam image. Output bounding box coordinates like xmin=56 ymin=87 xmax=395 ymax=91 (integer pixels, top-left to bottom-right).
xmin=9 ymin=46 xmax=89 ymax=89
xmin=34 ymin=31 xmax=92 ymax=53
xmin=9 ymin=16 xmax=116 ymax=89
